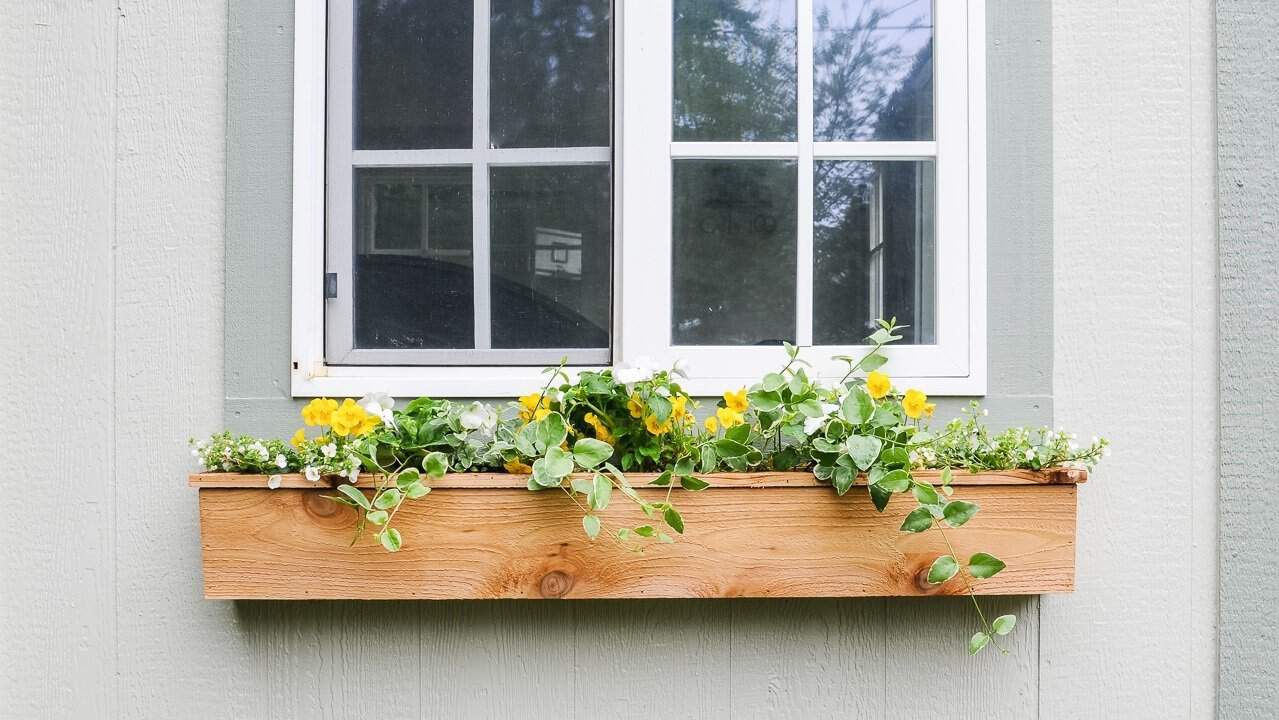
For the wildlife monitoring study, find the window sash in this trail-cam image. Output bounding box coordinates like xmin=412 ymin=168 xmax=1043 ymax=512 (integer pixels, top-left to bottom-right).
xmin=291 ymin=0 xmax=986 ymax=397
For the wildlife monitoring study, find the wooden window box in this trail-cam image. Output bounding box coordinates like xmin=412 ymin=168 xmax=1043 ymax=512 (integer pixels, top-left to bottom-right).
xmin=187 ymin=469 xmax=1086 ymax=600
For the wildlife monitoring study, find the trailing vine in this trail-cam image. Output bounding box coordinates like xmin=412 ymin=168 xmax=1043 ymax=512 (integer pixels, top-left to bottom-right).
xmin=191 ymin=320 xmax=1107 ymax=654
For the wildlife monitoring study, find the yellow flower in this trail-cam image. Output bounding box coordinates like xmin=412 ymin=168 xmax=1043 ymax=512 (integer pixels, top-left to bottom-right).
xmin=671 ymin=395 xmax=696 ymax=423
xmin=644 ymin=414 xmax=672 ymax=435
xmin=518 ymin=393 xmax=549 ymax=422
xmin=902 ymin=389 xmax=928 ymax=419
xmin=583 ymin=412 xmax=614 ymax=443
xmin=924 ymin=402 xmax=936 ymax=418
xmin=716 ymin=406 xmax=744 ymax=429
xmin=627 ymin=394 xmax=645 ymax=419
xmin=357 ymin=413 xmax=381 ymax=436
xmin=504 ymin=459 xmax=533 ymax=474
xmin=704 ymin=416 xmax=719 ymax=434
xmin=723 ymin=387 xmax=749 ymax=414
xmin=866 ymin=371 xmax=892 ymax=400
xmin=290 ymin=429 xmax=307 ymax=449
xmin=301 ymin=397 xmax=338 ymax=427
xmin=330 ymin=398 xmax=369 ymax=436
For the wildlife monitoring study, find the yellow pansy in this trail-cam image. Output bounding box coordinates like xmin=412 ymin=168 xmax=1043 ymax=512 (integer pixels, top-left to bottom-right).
xmin=716 ymin=406 xmax=744 ymax=429
xmin=671 ymin=395 xmax=695 ymax=424
xmin=865 ymin=371 xmax=892 ymax=400
xmin=627 ymin=394 xmax=645 ymax=419
xmin=504 ymin=459 xmax=533 ymax=474
xmin=704 ymin=416 xmax=719 ymax=434
xmin=290 ymin=428 xmax=307 ymax=449
xmin=517 ymin=393 xmax=548 ymax=422
xmin=723 ymin=387 xmax=749 ymax=414
xmin=330 ymin=398 xmax=369 ymax=437
xmin=583 ymin=412 xmax=614 ymax=443
xmin=301 ymin=397 xmax=338 ymax=427
xmin=357 ymin=413 xmax=381 ymax=436
xmin=644 ymin=414 xmax=671 ymax=436
xmin=902 ymin=389 xmax=928 ymax=419
xmin=923 ymin=402 xmax=936 ymax=418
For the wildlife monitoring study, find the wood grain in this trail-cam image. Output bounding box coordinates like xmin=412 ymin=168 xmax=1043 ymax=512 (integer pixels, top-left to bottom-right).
xmin=195 ymin=480 xmax=1077 ymax=600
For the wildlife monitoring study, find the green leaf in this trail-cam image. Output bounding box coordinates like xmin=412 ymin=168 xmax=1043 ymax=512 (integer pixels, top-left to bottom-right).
xmin=841 ymin=387 xmax=874 ymax=425
xmin=591 ymin=473 xmax=612 ymax=511
xmin=649 ymin=470 xmax=672 ymax=486
xmin=535 ymin=412 xmax=568 ymax=451
xmin=699 ymin=445 xmax=717 ymax=473
xmin=571 ymin=477 xmax=594 ymax=495
xmin=634 ymin=525 xmax=655 ymax=537
xmin=725 ymin=423 xmax=751 ymax=444
xmin=761 ymin=372 xmax=786 ymax=392
xmin=680 ymin=475 xmax=710 ymax=491
xmin=943 ymin=500 xmax=979 ymax=527
xmin=940 ymin=467 xmax=954 ymax=485
xmin=396 ymin=468 xmax=421 ymax=490
xmin=404 ymin=482 xmax=430 ymax=499
xmin=663 ymin=506 xmax=685 ymax=534
xmin=869 ymin=482 xmax=892 ymax=512
xmin=337 ymin=484 xmax=372 ymax=510
xmin=797 ymin=399 xmax=825 ymax=418
xmin=422 ymin=451 xmax=449 ymax=479
xmin=573 ymin=437 xmax=613 ymax=468
xmin=833 ymin=466 xmax=855 ymax=496
xmin=365 ymin=510 xmax=389 ymax=526
xmin=927 ymin=555 xmax=960 ymax=584
xmin=879 ymin=447 xmax=910 ymax=468
xmin=514 ymin=424 xmax=539 ymax=457
xmin=714 ymin=438 xmax=751 ymax=458
xmin=749 ymin=391 xmax=782 ymax=412
xmin=911 ymin=482 xmax=939 ymax=505
xmin=657 ymin=532 xmax=675 ymax=544
xmin=968 ymin=552 xmax=1007 ymax=579
xmin=379 ymin=527 xmax=403 ymax=552
xmin=647 ymin=394 xmax=673 ymax=423
xmin=532 ymin=447 xmax=574 ymax=488
xmin=582 ymin=514 xmax=601 ymax=539
xmin=871 ymin=406 xmax=898 ymax=428
xmin=374 ymin=487 xmax=402 ymax=510
xmin=900 ymin=507 xmax=934 ymax=533
xmin=673 ymin=457 xmax=695 ymax=477
xmin=857 ymin=352 xmax=888 ymax=372
xmin=845 ymin=435 xmax=883 ymax=471
xmin=968 ymin=632 xmax=991 ymax=656
xmin=874 ymin=468 xmax=911 ymax=493
xmin=992 ymin=614 xmax=1017 ymax=636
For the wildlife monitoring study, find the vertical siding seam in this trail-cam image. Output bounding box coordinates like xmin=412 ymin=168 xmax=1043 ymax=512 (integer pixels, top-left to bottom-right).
xmin=109 ymin=2 xmax=123 ymax=716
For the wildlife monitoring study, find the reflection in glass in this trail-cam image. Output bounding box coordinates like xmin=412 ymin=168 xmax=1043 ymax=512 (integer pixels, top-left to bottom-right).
xmin=355 ymin=0 xmax=473 ymax=150
xmin=353 ymin=168 xmax=475 ymax=349
xmin=814 ymin=160 xmax=934 ymax=345
xmin=673 ymin=160 xmax=797 ymax=345
xmin=673 ymin=0 xmax=798 ymax=142
xmin=814 ymin=0 xmax=933 ymax=141
xmin=491 ymin=0 xmax=612 ymax=148
xmin=490 ymin=165 xmax=612 ymax=349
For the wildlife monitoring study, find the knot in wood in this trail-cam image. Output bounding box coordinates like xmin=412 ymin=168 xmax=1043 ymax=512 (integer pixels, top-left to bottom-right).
xmin=303 ymin=492 xmax=340 ymax=518
xmin=539 ymin=570 xmax=573 ymax=598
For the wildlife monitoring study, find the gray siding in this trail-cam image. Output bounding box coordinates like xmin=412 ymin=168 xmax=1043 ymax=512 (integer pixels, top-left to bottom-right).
xmin=1218 ymin=1 xmax=1279 ymax=716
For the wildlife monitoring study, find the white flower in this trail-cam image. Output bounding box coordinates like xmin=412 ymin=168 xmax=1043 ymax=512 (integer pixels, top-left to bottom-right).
xmin=304 ymin=466 xmax=321 ymax=482
xmin=671 ymin=359 xmax=691 ymax=379
xmin=982 ymin=409 xmax=989 ymax=417
xmin=267 ymin=475 xmax=283 ymax=490
xmin=275 ymin=454 xmax=288 ymax=469
xmin=460 ymin=401 xmax=497 ymax=433
xmin=1024 ymin=449 xmax=1035 ymax=460
xmin=346 ymin=468 xmax=360 ymax=484
xmin=321 ymin=443 xmax=337 ymax=458
xmin=359 ymin=392 xmax=396 ymax=428
xmin=195 ymin=440 xmax=208 ymax=450
xmin=190 ymin=448 xmax=200 ymax=458
xmin=613 ymin=356 xmax=658 ymax=385
xmin=803 ymin=416 xmax=826 ymax=436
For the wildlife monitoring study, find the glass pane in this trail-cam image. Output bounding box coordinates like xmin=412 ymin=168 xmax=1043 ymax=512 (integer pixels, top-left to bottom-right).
xmin=355 ymin=0 xmax=473 ymax=150
xmin=673 ymin=160 xmax=797 ymax=345
xmin=490 ymin=165 xmax=612 ymax=349
xmin=814 ymin=0 xmax=933 ymax=141
xmin=491 ymin=0 xmax=612 ymax=149
xmin=673 ymin=0 xmax=798 ymax=142
xmin=814 ymin=160 xmax=934 ymax=345
xmin=353 ymin=168 xmax=475 ymax=349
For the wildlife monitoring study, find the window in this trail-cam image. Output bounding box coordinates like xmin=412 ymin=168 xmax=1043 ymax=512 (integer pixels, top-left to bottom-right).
xmin=293 ymin=0 xmax=985 ymax=397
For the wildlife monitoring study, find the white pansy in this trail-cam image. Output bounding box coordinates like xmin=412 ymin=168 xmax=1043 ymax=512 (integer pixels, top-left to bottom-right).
xmin=347 ymin=468 xmax=360 ymax=484
xmin=304 ymin=466 xmax=321 ymax=482
xmin=359 ymin=392 xmax=396 ymax=427
xmin=275 ymin=453 xmax=288 ymax=469
xmin=267 ymin=475 xmax=283 ymax=490
xmin=671 ymin=359 xmax=691 ymax=379
xmin=613 ymin=356 xmax=658 ymax=385
xmin=1024 ymin=448 xmax=1035 ymax=460
xmin=459 ymin=401 xmax=497 ymax=433
xmin=321 ymin=443 xmax=337 ymax=458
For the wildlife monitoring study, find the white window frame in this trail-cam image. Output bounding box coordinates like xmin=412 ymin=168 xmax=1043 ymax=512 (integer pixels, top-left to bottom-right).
xmin=291 ymin=0 xmax=986 ymax=398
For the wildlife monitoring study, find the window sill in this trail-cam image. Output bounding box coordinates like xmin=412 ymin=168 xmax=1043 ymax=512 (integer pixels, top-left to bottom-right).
xmin=188 ymin=469 xmax=1084 ymax=600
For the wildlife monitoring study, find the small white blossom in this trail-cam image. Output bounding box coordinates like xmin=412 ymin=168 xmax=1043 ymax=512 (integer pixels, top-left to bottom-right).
xmin=304 ymin=466 xmax=321 ymax=482
xmin=321 ymin=443 xmax=337 ymax=458
xmin=359 ymin=392 xmax=396 ymax=428
xmin=275 ymin=454 xmax=288 ymax=469
xmin=460 ymin=401 xmax=497 ymax=434
xmin=613 ymin=356 xmax=658 ymax=385
xmin=982 ymin=409 xmax=989 ymax=417
xmin=267 ymin=475 xmax=283 ymax=490
xmin=1024 ymin=448 xmax=1035 ymax=460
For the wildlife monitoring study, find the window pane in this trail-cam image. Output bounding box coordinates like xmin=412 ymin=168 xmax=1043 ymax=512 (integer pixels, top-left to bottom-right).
xmin=490 ymin=165 xmax=612 ymax=349
xmin=491 ymin=0 xmax=611 ymax=149
xmin=814 ymin=160 xmax=934 ymax=345
xmin=355 ymin=0 xmax=473 ymax=150
xmin=353 ymin=168 xmax=475 ymax=349
xmin=673 ymin=160 xmax=797 ymax=345
xmin=673 ymin=0 xmax=798 ymax=142
xmin=814 ymin=0 xmax=933 ymax=141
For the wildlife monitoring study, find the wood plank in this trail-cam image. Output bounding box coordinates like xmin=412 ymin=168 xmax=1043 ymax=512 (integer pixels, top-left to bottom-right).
xmin=188 ymin=467 xmax=1088 ymax=489
xmin=196 ymin=484 xmax=1077 ymax=600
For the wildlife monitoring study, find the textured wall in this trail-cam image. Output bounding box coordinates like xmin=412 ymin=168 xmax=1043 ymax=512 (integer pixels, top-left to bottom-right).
xmin=0 ymin=0 xmax=1222 ymax=717
xmin=1217 ymin=1 xmax=1279 ymax=716
xmin=1050 ymin=0 xmax=1219 ymax=717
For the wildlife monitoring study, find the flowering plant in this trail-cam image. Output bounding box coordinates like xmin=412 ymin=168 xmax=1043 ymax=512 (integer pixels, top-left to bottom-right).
xmin=192 ymin=320 xmax=1107 ymax=653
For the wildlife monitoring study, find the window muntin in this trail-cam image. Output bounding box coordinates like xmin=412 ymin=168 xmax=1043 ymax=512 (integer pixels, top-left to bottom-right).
xmin=296 ymin=0 xmax=983 ymax=396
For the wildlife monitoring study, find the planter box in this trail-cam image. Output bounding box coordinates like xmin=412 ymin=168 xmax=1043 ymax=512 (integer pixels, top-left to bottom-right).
xmin=188 ymin=469 xmax=1085 ymax=600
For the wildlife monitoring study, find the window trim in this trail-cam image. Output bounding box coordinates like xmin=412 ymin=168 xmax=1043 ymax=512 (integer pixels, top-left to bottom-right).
xmin=291 ymin=0 xmax=987 ymax=398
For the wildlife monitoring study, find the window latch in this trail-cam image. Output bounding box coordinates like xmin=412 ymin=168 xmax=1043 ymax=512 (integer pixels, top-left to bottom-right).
xmin=324 ymin=272 xmax=338 ymax=299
